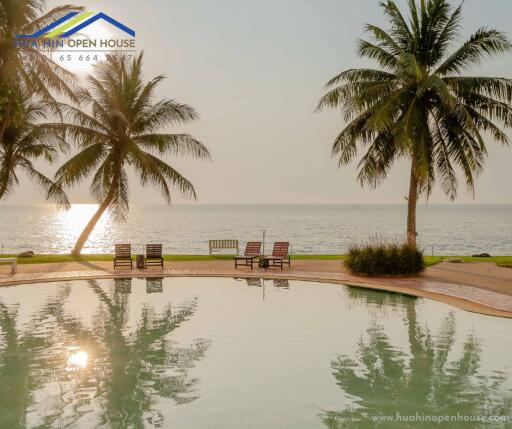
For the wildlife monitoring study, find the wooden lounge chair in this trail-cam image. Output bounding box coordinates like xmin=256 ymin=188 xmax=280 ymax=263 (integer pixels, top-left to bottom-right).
xmin=234 ymin=241 xmax=261 ymax=269
xmin=114 ymin=244 xmax=132 ymax=270
xmin=145 ymin=244 xmax=164 ymax=269
xmin=263 ymin=242 xmax=291 ymax=270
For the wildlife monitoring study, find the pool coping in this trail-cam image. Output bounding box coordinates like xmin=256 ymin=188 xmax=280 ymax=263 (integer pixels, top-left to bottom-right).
xmin=1 ymin=268 xmax=511 ymax=319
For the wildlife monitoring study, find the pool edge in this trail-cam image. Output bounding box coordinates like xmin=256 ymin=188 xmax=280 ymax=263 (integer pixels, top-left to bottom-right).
xmin=0 ymin=270 xmax=511 ymax=319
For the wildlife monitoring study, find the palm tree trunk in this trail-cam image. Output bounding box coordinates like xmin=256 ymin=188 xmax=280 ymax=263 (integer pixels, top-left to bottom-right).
xmin=0 ymin=177 xmax=9 ymax=200
xmin=0 ymin=102 xmax=12 ymax=145
xmin=71 ymin=196 xmax=112 ymax=255
xmin=407 ymin=158 xmax=418 ymax=247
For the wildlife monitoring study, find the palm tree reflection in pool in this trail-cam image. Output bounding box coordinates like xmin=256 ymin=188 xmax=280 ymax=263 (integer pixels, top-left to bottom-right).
xmin=0 ymin=280 xmax=209 ymax=428
xmin=323 ymin=290 xmax=512 ymax=429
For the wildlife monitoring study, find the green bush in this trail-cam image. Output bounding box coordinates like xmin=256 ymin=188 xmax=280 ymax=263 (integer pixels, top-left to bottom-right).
xmin=345 ymin=238 xmax=424 ymax=276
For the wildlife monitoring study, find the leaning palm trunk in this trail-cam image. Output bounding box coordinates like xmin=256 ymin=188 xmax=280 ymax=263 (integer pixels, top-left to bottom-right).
xmin=72 ymin=194 xmax=113 ymax=255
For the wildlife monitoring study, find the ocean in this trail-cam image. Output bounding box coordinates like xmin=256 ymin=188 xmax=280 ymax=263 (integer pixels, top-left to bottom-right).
xmin=0 ymin=204 xmax=511 ymax=255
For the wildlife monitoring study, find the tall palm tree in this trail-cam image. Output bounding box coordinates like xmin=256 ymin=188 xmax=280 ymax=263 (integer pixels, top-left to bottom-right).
xmin=53 ymin=53 xmax=211 ymax=255
xmin=0 ymin=93 xmax=69 ymax=204
xmin=0 ymin=0 xmax=81 ymax=143
xmin=317 ymin=0 xmax=512 ymax=246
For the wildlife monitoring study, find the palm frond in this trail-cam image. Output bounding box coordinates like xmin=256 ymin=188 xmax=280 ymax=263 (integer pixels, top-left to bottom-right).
xmin=133 ymin=150 xmax=197 ymax=200
xmin=54 ymin=143 xmax=106 ymax=188
xmin=21 ymin=159 xmax=69 ymax=207
xmin=436 ymin=28 xmax=512 ymax=75
xmin=108 ymin=167 xmax=129 ymax=221
xmin=358 ymin=39 xmax=399 ymax=69
xmin=133 ymin=133 xmax=211 ymax=159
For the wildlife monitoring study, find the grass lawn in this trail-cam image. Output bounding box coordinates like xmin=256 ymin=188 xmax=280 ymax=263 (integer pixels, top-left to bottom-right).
xmin=424 ymin=255 xmax=512 ymax=267
xmin=0 ymin=253 xmax=344 ymax=264
xmin=1 ymin=253 xmax=511 ymax=266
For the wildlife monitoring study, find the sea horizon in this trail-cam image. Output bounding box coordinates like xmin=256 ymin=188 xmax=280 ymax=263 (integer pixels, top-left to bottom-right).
xmin=3 ymin=202 xmax=512 ymax=207
xmin=2 ymin=203 xmax=511 ymax=256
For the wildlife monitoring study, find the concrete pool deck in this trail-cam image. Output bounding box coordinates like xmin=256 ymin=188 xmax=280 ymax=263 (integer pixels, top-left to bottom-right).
xmin=0 ymin=259 xmax=511 ymax=318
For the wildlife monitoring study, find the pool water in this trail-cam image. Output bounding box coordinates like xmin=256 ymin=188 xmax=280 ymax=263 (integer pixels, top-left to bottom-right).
xmin=0 ymin=277 xmax=510 ymax=428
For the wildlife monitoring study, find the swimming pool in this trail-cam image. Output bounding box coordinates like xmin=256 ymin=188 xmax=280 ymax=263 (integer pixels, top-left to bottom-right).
xmin=0 ymin=277 xmax=510 ymax=428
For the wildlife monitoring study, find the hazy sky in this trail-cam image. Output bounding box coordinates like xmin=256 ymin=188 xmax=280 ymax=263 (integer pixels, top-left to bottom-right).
xmin=8 ymin=0 xmax=512 ymax=205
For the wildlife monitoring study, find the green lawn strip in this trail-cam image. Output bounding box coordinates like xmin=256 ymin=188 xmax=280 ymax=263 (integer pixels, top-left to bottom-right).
xmin=497 ymin=263 xmax=512 ymax=268
xmin=0 ymin=254 xmax=343 ymax=264
xmin=424 ymin=256 xmax=512 ymax=267
xmin=0 ymin=254 xmax=114 ymax=264
xmin=424 ymin=256 xmax=443 ymax=267
xmin=0 ymin=254 xmax=510 ymax=266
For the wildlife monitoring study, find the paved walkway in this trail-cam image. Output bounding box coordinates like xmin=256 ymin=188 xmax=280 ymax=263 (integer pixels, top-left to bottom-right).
xmin=0 ymin=260 xmax=511 ymax=318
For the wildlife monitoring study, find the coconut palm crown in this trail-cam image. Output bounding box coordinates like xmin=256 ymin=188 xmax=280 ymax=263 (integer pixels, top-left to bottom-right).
xmin=0 ymin=0 xmax=82 ymax=142
xmin=0 ymin=94 xmax=69 ymax=204
xmin=317 ymin=0 xmax=512 ymax=246
xmin=53 ymin=53 xmax=211 ymax=254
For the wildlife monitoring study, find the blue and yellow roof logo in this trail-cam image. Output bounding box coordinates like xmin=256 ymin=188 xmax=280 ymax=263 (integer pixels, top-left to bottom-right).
xmin=15 ymin=12 xmax=135 ymax=38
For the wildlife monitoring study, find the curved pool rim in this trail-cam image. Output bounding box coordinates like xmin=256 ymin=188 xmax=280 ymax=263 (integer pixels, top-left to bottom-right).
xmin=0 ymin=270 xmax=510 ymax=319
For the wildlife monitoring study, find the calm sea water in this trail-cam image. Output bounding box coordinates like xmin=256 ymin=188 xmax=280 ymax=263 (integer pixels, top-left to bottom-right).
xmin=0 ymin=277 xmax=510 ymax=428
xmin=0 ymin=204 xmax=511 ymax=255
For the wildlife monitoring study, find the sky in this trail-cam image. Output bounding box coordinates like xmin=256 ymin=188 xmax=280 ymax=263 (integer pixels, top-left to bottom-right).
xmin=8 ymin=0 xmax=512 ymax=205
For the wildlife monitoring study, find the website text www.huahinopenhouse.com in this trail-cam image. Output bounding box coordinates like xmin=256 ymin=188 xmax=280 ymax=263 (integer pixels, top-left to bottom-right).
xmin=365 ymin=412 xmax=512 ymax=424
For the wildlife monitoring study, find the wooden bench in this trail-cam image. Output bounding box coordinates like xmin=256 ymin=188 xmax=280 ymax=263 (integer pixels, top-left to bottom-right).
xmin=0 ymin=258 xmax=17 ymax=274
xmin=209 ymin=240 xmax=239 ymax=256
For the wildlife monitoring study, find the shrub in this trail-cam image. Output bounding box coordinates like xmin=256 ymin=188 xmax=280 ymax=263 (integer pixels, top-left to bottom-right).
xmin=345 ymin=237 xmax=424 ymax=276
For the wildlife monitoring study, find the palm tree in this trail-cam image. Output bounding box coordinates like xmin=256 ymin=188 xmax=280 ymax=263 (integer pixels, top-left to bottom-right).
xmin=0 ymin=93 xmax=69 ymax=204
xmin=317 ymin=0 xmax=512 ymax=246
xmin=53 ymin=53 xmax=211 ymax=255
xmin=0 ymin=0 xmax=81 ymax=143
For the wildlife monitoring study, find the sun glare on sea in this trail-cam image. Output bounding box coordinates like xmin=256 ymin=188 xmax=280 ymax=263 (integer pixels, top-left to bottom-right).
xmin=62 ymin=204 xmax=99 ymax=235
xmin=52 ymin=203 xmax=112 ymax=252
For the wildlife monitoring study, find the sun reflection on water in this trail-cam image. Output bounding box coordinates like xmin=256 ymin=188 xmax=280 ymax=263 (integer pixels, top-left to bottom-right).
xmin=67 ymin=349 xmax=89 ymax=370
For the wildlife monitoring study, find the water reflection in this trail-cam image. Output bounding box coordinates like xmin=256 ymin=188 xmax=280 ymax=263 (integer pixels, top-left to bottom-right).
xmin=272 ymin=279 xmax=290 ymax=289
xmin=114 ymin=278 xmax=132 ymax=294
xmin=146 ymin=277 xmax=163 ymax=294
xmin=0 ymin=280 xmax=209 ymax=428
xmin=234 ymin=277 xmax=290 ymax=290
xmin=66 ymin=349 xmax=88 ymax=370
xmin=235 ymin=277 xmax=263 ymax=287
xmin=323 ymin=291 xmax=512 ymax=428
